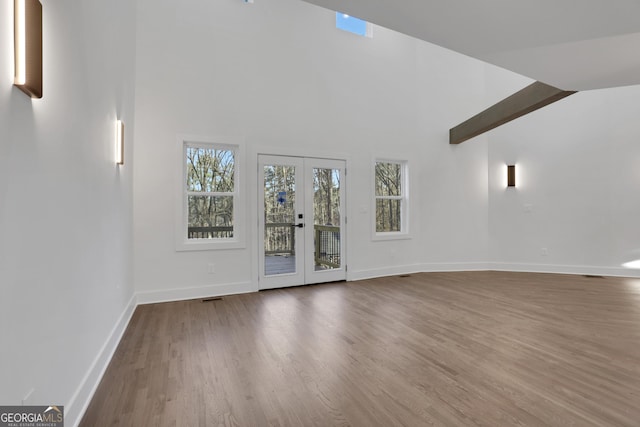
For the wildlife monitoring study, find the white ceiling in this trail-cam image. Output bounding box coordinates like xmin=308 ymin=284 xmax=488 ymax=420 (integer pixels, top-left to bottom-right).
xmin=302 ymin=0 xmax=640 ymax=91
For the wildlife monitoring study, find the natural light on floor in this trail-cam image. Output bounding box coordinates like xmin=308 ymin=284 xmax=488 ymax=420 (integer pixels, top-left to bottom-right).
xmin=623 ymin=260 xmax=640 ymax=269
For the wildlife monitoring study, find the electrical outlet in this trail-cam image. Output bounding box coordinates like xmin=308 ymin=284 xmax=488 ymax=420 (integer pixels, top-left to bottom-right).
xmin=207 ymin=263 xmax=216 ymax=274
xmin=541 ymin=248 xmax=548 ymax=256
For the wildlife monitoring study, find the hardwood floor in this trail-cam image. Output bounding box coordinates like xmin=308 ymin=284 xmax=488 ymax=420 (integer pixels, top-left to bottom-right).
xmin=80 ymin=271 xmax=640 ymax=426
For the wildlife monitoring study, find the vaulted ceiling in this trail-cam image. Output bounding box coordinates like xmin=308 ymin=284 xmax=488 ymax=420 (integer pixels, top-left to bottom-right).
xmin=302 ymin=0 xmax=640 ymax=91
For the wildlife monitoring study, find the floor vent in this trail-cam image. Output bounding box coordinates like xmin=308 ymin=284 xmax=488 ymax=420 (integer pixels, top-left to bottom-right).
xmin=399 ymin=274 xmax=412 ymax=278
xmin=202 ymin=297 xmax=223 ymax=302
xmin=584 ymin=275 xmax=604 ymax=279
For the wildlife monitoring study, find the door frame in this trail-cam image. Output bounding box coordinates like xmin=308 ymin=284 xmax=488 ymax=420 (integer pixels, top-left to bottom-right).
xmin=257 ymin=153 xmax=348 ymax=290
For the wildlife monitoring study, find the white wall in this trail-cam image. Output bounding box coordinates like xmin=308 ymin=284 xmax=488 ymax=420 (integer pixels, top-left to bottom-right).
xmin=0 ymin=0 xmax=136 ymax=425
xmin=2 ymin=0 xmax=639 ymax=424
xmin=133 ymin=0 xmax=492 ymax=300
xmin=487 ymin=66 xmax=640 ymax=276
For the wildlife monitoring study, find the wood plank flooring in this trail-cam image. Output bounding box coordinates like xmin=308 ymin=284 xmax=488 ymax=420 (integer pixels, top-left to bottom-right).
xmin=80 ymin=271 xmax=640 ymax=426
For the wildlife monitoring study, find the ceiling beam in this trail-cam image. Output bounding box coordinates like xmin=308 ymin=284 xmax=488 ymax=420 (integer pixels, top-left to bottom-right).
xmin=449 ymin=81 xmax=576 ymax=145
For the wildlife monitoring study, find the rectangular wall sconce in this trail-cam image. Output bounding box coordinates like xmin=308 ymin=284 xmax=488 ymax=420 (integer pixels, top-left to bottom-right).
xmin=14 ymin=0 xmax=43 ymax=98
xmin=116 ymin=120 xmax=124 ymax=165
xmin=507 ymin=165 xmax=516 ymax=187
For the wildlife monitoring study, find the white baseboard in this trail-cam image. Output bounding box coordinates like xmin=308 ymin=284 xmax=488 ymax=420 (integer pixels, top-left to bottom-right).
xmin=348 ymin=261 xmax=640 ymax=281
xmin=488 ymin=262 xmax=640 ymax=278
xmin=66 ymin=293 xmax=137 ymax=427
xmin=67 ymin=264 xmax=639 ymax=425
xmin=136 ymin=281 xmax=255 ymax=305
xmin=348 ymin=262 xmax=490 ymax=281
xmin=68 ymin=280 xmax=254 ymax=425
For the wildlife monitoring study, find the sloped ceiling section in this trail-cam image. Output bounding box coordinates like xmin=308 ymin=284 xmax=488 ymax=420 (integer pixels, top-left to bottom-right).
xmin=302 ymin=0 xmax=640 ymax=91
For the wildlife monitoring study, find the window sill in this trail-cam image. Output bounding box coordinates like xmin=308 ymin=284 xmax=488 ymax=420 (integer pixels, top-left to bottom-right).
xmin=176 ymin=239 xmax=245 ymax=252
xmin=372 ymin=232 xmax=412 ymax=242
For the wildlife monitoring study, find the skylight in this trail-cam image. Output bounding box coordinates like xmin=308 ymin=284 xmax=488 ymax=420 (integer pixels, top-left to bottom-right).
xmin=336 ymin=12 xmax=370 ymax=37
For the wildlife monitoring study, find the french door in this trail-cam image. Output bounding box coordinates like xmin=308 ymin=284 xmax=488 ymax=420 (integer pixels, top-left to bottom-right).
xmin=258 ymin=155 xmax=346 ymax=290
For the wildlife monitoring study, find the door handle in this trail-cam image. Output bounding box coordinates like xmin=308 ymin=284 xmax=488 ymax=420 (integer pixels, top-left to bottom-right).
xmin=293 ymin=223 xmax=305 ymax=228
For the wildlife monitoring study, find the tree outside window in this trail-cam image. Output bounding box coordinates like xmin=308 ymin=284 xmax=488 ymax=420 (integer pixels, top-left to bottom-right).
xmin=375 ymin=161 xmax=406 ymax=233
xmin=186 ymin=145 xmax=236 ymax=239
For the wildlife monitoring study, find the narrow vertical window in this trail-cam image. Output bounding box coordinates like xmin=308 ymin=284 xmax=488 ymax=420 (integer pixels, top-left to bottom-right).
xmin=374 ymin=160 xmax=408 ymax=235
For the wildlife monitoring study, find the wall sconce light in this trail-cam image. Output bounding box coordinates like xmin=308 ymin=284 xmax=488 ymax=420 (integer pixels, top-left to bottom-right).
xmin=14 ymin=0 xmax=42 ymax=98
xmin=507 ymin=165 xmax=516 ymax=187
xmin=115 ymin=120 xmax=124 ymax=165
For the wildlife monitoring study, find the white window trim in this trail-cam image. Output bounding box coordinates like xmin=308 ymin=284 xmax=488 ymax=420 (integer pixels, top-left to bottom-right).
xmin=175 ymin=135 xmax=246 ymax=251
xmin=372 ymin=158 xmax=410 ymax=241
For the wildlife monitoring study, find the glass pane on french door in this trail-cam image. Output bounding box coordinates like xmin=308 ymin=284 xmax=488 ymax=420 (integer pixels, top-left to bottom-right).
xmin=312 ymin=168 xmax=341 ymax=271
xmin=263 ymin=164 xmax=297 ymax=276
xmin=259 ymin=155 xmax=345 ymax=290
